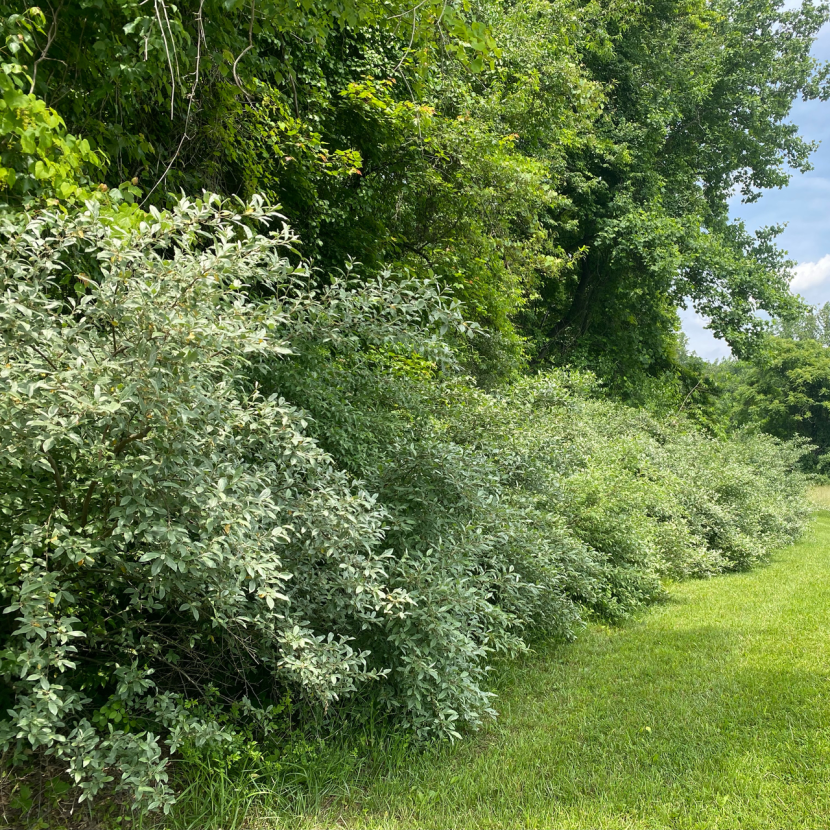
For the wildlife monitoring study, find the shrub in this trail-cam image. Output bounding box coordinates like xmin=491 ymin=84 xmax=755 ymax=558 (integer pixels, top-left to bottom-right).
xmin=0 ymin=195 xmax=474 ymax=808
xmin=0 ymin=194 xmax=810 ymax=815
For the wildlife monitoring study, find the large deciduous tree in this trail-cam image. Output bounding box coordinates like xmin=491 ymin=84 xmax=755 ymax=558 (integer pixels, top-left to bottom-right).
xmin=521 ymin=0 xmax=828 ymax=389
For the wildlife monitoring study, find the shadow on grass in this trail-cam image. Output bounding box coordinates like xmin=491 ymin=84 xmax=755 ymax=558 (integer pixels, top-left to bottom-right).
xmin=149 ymin=525 xmax=830 ymax=829
xmin=331 ymin=618 xmax=830 ymax=829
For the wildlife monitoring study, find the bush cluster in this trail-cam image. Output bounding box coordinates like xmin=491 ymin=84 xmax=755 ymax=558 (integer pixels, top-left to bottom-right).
xmin=0 ymin=199 xmax=809 ymax=811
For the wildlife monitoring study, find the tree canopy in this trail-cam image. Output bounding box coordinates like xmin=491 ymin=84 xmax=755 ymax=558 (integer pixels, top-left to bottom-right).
xmin=4 ymin=0 xmax=828 ymax=385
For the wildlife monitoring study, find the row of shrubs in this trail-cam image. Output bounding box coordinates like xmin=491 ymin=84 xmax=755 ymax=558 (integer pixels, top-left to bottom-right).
xmin=0 ymin=197 xmax=810 ymax=812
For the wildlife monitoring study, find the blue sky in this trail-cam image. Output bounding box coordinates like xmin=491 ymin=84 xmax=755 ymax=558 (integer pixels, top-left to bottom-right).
xmin=680 ymin=10 xmax=830 ymax=360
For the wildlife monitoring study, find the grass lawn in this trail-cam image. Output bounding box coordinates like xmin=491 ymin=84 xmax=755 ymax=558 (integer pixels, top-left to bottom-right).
xmin=810 ymin=486 xmax=830 ymax=509
xmin=280 ymin=510 xmax=830 ymax=830
xmin=155 ymin=509 xmax=830 ymax=830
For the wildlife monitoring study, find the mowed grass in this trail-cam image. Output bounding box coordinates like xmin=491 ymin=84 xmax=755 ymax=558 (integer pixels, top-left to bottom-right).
xmin=277 ymin=510 xmax=830 ymax=830
xmin=155 ymin=510 xmax=830 ymax=830
xmin=810 ymin=485 xmax=830 ymax=509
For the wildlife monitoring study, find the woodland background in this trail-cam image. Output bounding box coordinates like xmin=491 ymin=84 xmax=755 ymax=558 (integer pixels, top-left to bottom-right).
xmin=1 ymin=0 xmax=829 ymax=820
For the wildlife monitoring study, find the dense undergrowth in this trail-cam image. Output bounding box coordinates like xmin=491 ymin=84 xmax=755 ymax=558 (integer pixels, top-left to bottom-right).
xmin=1 ymin=0 xmax=827 ymax=822
xmin=0 ymin=200 xmax=810 ymax=822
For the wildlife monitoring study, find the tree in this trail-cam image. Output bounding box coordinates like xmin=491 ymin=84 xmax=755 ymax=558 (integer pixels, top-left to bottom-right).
xmin=6 ymin=0 xmax=826 ymax=385
xmin=521 ymin=0 xmax=828 ymax=390
xmin=724 ymin=335 xmax=830 ymax=471
xmin=776 ymin=300 xmax=830 ymax=345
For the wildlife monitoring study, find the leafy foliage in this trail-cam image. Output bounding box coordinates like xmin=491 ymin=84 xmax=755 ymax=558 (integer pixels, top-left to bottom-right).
xmin=523 ymin=0 xmax=828 ymax=385
xmin=0 ymin=9 xmax=103 ymax=208
xmin=716 ymin=335 xmax=830 ymax=473
xmin=0 ymin=0 xmax=821 ymax=820
xmin=0 ymin=201 xmax=809 ymax=812
xmin=4 ymin=0 xmax=827 ymax=381
xmin=0 ymin=196 xmax=470 ymax=807
xmin=777 ymin=300 xmax=830 ymax=346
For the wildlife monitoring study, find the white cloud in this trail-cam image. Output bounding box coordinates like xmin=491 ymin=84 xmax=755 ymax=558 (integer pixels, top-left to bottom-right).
xmin=791 ymin=254 xmax=830 ymax=292
xmin=677 ymin=305 xmax=731 ymax=361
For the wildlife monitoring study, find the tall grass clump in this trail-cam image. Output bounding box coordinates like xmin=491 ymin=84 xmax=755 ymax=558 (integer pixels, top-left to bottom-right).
xmin=0 ymin=197 xmax=809 ymax=819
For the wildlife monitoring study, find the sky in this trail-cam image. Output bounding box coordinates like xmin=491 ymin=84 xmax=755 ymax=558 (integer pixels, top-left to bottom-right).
xmin=679 ymin=11 xmax=830 ymax=361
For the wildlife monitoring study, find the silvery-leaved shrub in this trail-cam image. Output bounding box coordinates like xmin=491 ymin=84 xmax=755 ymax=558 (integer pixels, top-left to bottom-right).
xmin=437 ymin=372 xmax=810 ymax=598
xmin=0 ymin=194 xmax=474 ymax=809
xmin=0 ymin=192 xmax=813 ymax=816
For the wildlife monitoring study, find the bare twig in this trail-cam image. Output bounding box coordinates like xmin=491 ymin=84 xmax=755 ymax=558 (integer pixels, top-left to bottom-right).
xmin=43 ymin=447 xmax=68 ymax=514
xmin=27 ymin=341 xmax=59 ymax=372
xmin=160 ymin=0 xmax=181 ymax=84
xmin=678 ymin=379 xmax=704 ymax=414
xmin=392 ymin=7 xmax=420 ymax=75
xmin=112 ymin=425 xmax=151 ymax=456
xmin=154 ymin=0 xmax=178 ymax=119
xmin=29 ymin=1 xmax=63 ymax=94
xmin=79 ymin=481 xmax=97 ymax=529
xmin=142 ymin=0 xmax=204 ymax=205
xmin=387 ymin=0 xmax=429 ymax=20
xmin=232 ymin=0 xmax=256 ymax=94
xmin=289 ymin=71 xmax=299 ymax=116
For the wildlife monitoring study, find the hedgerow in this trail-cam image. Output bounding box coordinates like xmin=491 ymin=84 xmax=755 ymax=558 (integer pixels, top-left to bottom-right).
xmin=0 ymin=198 xmax=809 ymax=813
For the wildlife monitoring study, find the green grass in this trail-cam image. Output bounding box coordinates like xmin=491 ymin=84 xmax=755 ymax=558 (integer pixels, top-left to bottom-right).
xmin=306 ymin=511 xmax=830 ymax=829
xmin=810 ymin=485 xmax=830 ymax=509
xmin=160 ymin=511 xmax=830 ymax=829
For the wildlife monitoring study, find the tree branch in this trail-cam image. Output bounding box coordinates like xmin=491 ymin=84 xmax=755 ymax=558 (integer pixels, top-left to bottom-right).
xmin=79 ymin=481 xmax=97 ymax=529
xmin=29 ymin=1 xmax=63 ymax=95
xmin=43 ymin=447 xmax=68 ymax=514
xmin=142 ymin=0 xmax=205 ymax=205
xmin=27 ymin=342 xmax=59 ymax=372
xmin=232 ymin=0 xmax=256 ymax=95
xmin=113 ymin=426 xmax=151 ymax=456
xmin=678 ymin=379 xmax=704 ymax=414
